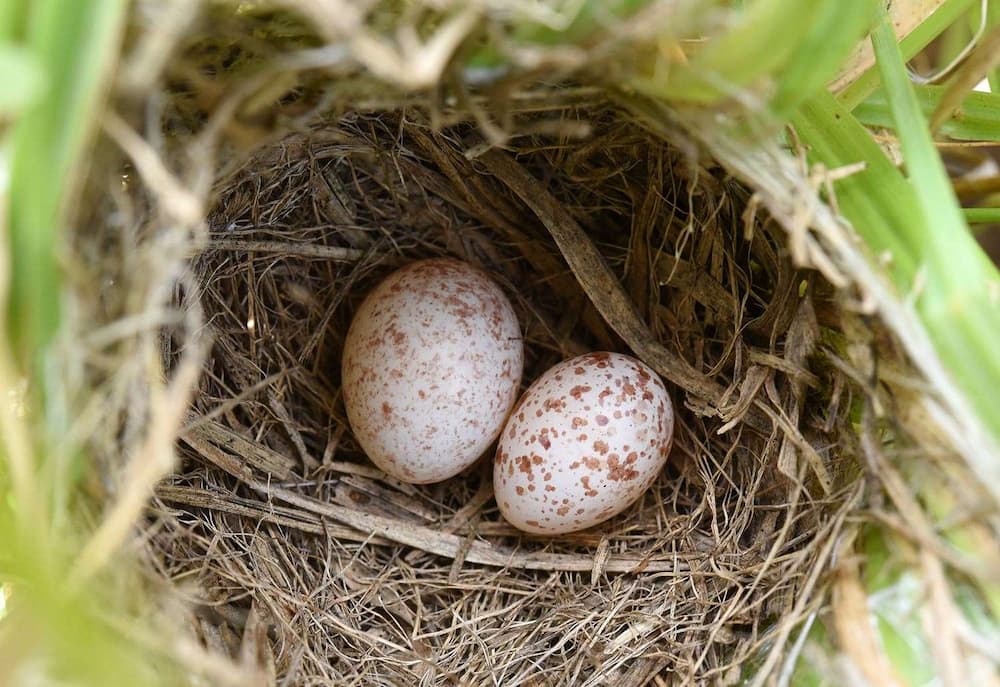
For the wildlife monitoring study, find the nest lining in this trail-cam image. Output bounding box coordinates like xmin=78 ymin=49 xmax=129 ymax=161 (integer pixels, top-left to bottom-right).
xmin=149 ymin=105 xmax=855 ymax=686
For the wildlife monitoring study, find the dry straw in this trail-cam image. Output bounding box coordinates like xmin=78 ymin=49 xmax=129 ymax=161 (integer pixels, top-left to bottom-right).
xmin=55 ymin=1 xmax=998 ymax=685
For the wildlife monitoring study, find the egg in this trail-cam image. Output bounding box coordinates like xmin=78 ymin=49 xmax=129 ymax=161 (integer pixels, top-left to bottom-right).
xmin=341 ymin=258 xmax=523 ymax=484
xmin=494 ymin=352 xmax=674 ymax=534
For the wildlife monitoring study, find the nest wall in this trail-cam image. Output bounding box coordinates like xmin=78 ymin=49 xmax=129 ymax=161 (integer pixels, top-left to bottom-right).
xmin=142 ymin=106 xmax=858 ymax=685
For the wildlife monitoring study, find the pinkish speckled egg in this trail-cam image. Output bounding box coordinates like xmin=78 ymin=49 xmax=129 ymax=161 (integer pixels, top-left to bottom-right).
xmin=494 ymin=352 xmax=674 ymax=534
xmin=342 ymin=258 xmax=523 ymax=484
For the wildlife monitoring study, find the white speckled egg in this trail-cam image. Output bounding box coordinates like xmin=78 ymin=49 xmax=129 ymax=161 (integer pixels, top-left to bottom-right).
xmin=342 ymin=258 xmax=523 ymax=484
xmin=494 ymin=352 xmax=674 ymax=534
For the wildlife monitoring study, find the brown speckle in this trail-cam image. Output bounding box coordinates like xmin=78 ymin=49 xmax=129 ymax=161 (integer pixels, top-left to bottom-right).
xmin=569 ymin=385 xmax=591 ymax=400
xmin=544 ymin=397 xmax=565 ymax=412
xmin=608 ymin=453 xmax=639 ymax=482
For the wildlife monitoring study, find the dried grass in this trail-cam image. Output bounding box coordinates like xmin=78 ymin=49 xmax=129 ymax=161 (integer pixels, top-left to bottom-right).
xmin=123 ymin=105 xmax=856 ymax=685
xmin=58 ymin=2 xmax=999 ymax=685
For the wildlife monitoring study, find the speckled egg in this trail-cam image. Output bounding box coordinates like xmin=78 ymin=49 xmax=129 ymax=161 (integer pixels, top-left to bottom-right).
xmin=342 ymin=258 xmax=523 ymax=484
xmin=494 ymin=352 xmax=674 ymax=534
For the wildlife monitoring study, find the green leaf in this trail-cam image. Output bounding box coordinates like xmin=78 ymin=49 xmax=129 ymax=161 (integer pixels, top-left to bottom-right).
xmin=791 ymin=94 xmax=923 ymax=289
xmin=796 ymin=15 xmax=1000 ymax=480
xmin=0 ymin=0 xmax=28 ymax=42
xmin=0 ymin=43 xmax=44 ymax=115
xmin=870 ymin=12 xmax=1000 ymax=441
xmin=964 ymin=207 xmax=1000 ymax=224
xmin=869 ymin=13 xmax=971 ymax=254
xmin=634 ymin=0 xmax=825 ymax=103
xmin=7 ymin=0 xmax=127 ymax=370
xmin=838 ymin=0 xmax=978 ymax=109
xmin=855 ymin=85 xmax=1000 ymax=141
xmin=978 ymin=0 xmax=1000 ymax=92
xmin=769 ymin=0 xmax=876 ymax=117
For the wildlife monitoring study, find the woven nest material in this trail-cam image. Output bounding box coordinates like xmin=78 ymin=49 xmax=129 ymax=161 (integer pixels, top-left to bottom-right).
xmin=142 ymin=104 xmax=859 ymax=685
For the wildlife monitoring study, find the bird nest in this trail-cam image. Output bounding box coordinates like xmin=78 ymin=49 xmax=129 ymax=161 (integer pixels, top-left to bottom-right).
xmin=137 ymin=103 xmax=860 ymax=686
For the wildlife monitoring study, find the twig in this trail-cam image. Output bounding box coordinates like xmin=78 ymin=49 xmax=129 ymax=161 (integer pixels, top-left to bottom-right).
xmin=204 ymin=238 xmax=365 ymax=261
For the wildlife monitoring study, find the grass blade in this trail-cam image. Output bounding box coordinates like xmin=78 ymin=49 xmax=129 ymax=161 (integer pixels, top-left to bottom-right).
xmin=794 ymin=15 xmax=1000 ymax=496
xmin=928 ymin=24 xmax=1000 ymax=132
xmin=854 ymin=85 xmax=1000 ymax=141
xmin=869 ymin=11 xmax=1000 ymax=448
xmin=964 ymin=208 xmax=1000 ymax=224
xmin=869 ymin=12 xmax=970 ymax=247
xmin=791 ymin=94 xmax=923 ymax=287
xmin=838 ymin=0 xmax=977 ymax=108
xmin=768 ymin=0 xmax=875 ymax=117
xmin=7 ymin=0 xmax=127 ymax=371
xmin=633 ymin=0 xmax=824 ymax=103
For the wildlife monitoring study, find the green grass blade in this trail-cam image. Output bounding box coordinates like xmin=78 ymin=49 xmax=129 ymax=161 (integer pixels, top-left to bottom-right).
xmin=869 ymin=13 xmax=973 ymax=248
xmin=792 ymin=86 xmax=1000 ymax=476
xmin=0 ymin=45 xmax=43 ymax=115
xmin=768 ymin=0 xmax=876 ymax=117
xmin=838 ymin=0 xmax=977 ymax=109
xmin=870 ymin=10 xmax=1000 ymax=386
xmin=791 ymin=94 xmax=923 ymax=288
xmin=634 ymin=0 xmax=824 ymax=103
xmin=964 ymin=208 xmax=1000 ymax=224
xmin=928 ymin=25 xmax=1000 ymax=132
xmin=7 ymin=0 xmax=127 ymax=370
xmin=854 ymin=85 xmax=1000 ymax=141
xmin=0 ymin=1 xmax=27 ymax=41
xmin=794 ymin=15 xmax=1000 ymax=482
xmin=628 ymin=0 xmax=876 ymax=113
xmin=975 ymin=0 xmax=1000 ymax=92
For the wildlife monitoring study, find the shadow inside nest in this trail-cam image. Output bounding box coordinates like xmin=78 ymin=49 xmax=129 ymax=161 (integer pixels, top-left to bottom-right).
xmin=153 ymin=107 xmax=856 ymax=685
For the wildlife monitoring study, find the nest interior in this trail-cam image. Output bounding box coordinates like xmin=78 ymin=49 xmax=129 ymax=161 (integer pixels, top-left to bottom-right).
xmin=148 ymin=104 xmax=858 ymax=686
